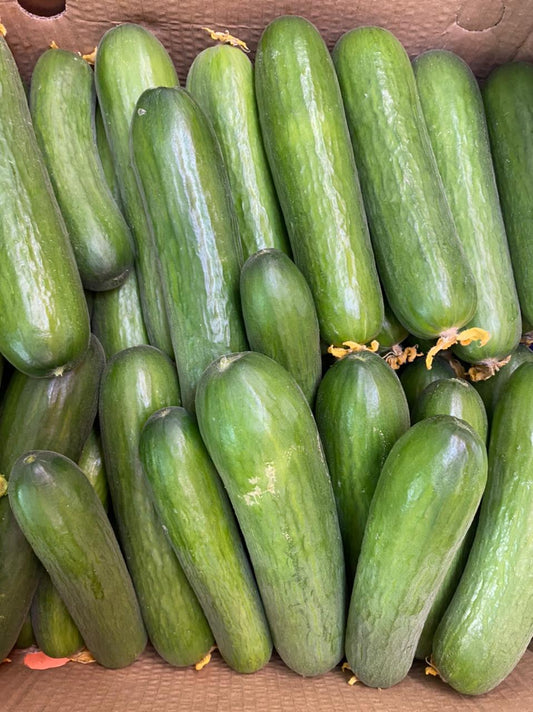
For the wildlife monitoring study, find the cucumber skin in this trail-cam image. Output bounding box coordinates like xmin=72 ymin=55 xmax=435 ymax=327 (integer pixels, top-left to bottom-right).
xmin=196 ymin=351 xmax=345 ymax=677
xmin=333 ymin=27 xmax=476 ymax=340
xmin=375 ymin=300 xmax=409 ymax=349
xmin=30 ymin=49 xmax=134 ymax=292
xmin=0 ymin=36 xmax=90 ymax=376
xmin=0 ymin=335 xmax=104 ymax=661
xmin=94 ymin=23 xmax=176 ymax=356
xmin=483 ymin=63 xmax=533 ymax=329
xmin=9 ymin=451 xmax=147 ymax=669
xmin=346 ymin=416 xmax=487 ymax=689
xmin=255 ymin=16 xmax=383 ymax=346
xmin=131 ymin=87 xmax=247 ymax=413
xmin=99 ymin=346 xmax=214 ymax=666
xmin=186 ymin=45 xmax=290 ymax=260
xmin=240 ymin=249 xmax=322 ymax=404
xmin=31 ymin=573 xmax=83 ymax=659
xmin=413 ymin=50 xmax=521 ymax=364
xmin=432 ymin=362 xmax=533 ymax=695
xmin=399 ymin=355 xmax=456 ymax=411
xmin=140 ymin=407 xmax=272 ymax=673
xmin=314 ymin=350 xmax=410 ymax=586
xmin=79 ymin=430 xmax=108 ymax=511
xmin=95 ymin=105 xmax=122 ymax=207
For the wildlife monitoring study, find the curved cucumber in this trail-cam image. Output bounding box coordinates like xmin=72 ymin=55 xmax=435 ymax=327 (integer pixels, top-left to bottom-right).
xmin=140 ymin=407 xmax=272 ymax=673
xmin=432 ymin=362 xmax=533 ymax=695
xmin=0 ymin=35 xmax=90 ymax=376
xmin=240 ymin=248 xmax=321 ymax=404
xmin=315 ymin=350 xmax=410 ymax=585
xmin=333 ymin=27 xmax=476 ymax=340
xmin=99 ymin=346 xmax=213 ymax=666
xmin=94 ymin=23 xmax=176 ymax=356
xmin=346 ymin=416 xmax=487 ymax=688
xmin=131 ymin=87 xmax=247 ymax=412
xmin=30 ymin=48 xmax=134 ymax=291
xmin=186 ymin=45 xmax=290 ymax=260
xmin=196 ymin=351 xmax=345 ymax=677
xmin=9 ymin=451 xmax=147 ymax=669
xmin=413 ymin=50 xmax=521 ymax=364
xmin=255 ymin=16 xmax=383 ymax=346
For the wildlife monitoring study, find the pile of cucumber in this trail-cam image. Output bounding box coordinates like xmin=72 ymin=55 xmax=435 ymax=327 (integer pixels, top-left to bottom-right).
xmin=1 ymin=13 xmax=532 ymax=698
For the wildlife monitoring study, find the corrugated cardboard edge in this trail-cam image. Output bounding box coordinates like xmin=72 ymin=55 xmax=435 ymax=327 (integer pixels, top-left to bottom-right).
xmin=1 ymin=0 xmax=533 ymax=83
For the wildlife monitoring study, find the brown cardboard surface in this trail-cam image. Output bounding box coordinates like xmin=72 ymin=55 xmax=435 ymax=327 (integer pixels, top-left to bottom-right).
xmin=2 ymin=646 xmax=533 ymax=711
xmin=1 ymin=0 xmax=533 ymax=84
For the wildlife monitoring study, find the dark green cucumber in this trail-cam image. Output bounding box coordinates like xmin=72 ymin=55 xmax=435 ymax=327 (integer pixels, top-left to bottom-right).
xmin=432 ymin=362 xmax=533 ymax=695
xmin=196 ymin=351 xmax=345 ymax=677
xmin=30 ymin=48 xmax=134 ymax=292
xmin=255 ymin=16 xmax=383 ymax=346
xmin=240 ymin=248 xmax=321 ymax=404
xmin=91 ymin=269 xmax=149 ymax=359
xmin=346 ymin=416 xmax=487 ymax=688
xmin=79 ymin=430 xmax=108 ymax=511
xmin=483 ymin=63 xmax=533 ymax=329
xmin=0 ymin=334 xmax=104 ymax=661
xmin=333 ymin=27 xmax=476 ymax=341
xmin=95 ymin=104 xmax=122 ymax=206
xmin=314 ymin=350 xmax=410 ymax=585
xmin=399 ymin=355 xmax=456 ymax=411
xmin=15 ymin=614 xmax=34 ymax=650
xmin=0 ymin=34 xmax=90 ymax=376
xmin=31 ymin=572 xmax=83 ymax=659
xmin=99 ymin=346 xmax=213 ymax=666
xmin=95 ymin=23 xmax=176 ymax=356
xmin=139 ymin=406 xmax=272 ymax=673
xmin=131 ymin=87 xmax=247 ymax=412
xmin=413 ymin=50 xmax=521 ymax=365
xmin=186 ymin=45 xmax=290 ymax=260
xmin=413 ymin=378 xmax=488 ymax=442
xmin=9 ymin=451 xmax=146 ymax=668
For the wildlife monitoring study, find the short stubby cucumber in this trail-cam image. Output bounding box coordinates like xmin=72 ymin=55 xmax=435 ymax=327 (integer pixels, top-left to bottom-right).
xmin=255 ymin=16 xmax=383 ymax=346
xmin=196 ymin=351 xmax=345 ymax=676
xmin=346 ymin=416 xmax=487 ymax=688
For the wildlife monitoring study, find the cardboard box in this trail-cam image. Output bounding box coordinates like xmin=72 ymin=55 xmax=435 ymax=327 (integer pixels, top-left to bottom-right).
xmin=1 ymin=0 xmax=532 ymax=708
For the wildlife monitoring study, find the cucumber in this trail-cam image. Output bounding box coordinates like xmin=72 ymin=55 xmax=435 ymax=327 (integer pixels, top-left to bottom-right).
xmin=255 ymin=16 xmax=383 ymax=346
xmin=432 ymin=362 xmax=533 ymax=695
xmin=413 ymin=50 xmax=521 ymax=365
xmin=131 ymin=87 xmax=247 ymax=412
xmin=314 ymin=350 xmax=410 ymax=585
xmin=399 ymin=355 xmax=456 ymax=411
xmin=91 ymin=269 xmax=149 ymax=359
xmin=240 ymin=248 xmax=322 ymax=404
xmin=375 ymin=300 xmax=409 ymax=350
xmin=0 ymin=335 xmax=104 ymax=661
xmin=483 ymin=63 xmax=533 ymax=330
xmin=196 ymin=351 xmax=345 ymax=676
xmin=95 ymin=105 xmax=122 ymax=206
xmin=186 ymin=45 xmax=290 ymax=260
xmin=0 ymin=34 xmax=90 ymax=376
xmin=333 ymin=27 xmax=476 ymax=342
xmin=31 ymin=572 xmax=83 ymax=659
xmin=346 ymin=416 xmax=487 ymax=688
xmin=9 ymin=451 xmax=147 ymax=669
xmin=30 ymin=48 xmax=134 ymax=292
xmin=139 ymin=406 xmax=272 ymax=673
xmin=15 ymin=615 xmax=34 ymax=650
xmin=94 ymin=23 xmax=176 ymax=356
xmin=78 ymin=430 xmax=108 ymax=511
xmin=99 ymin=346 xmax=214 ymax=666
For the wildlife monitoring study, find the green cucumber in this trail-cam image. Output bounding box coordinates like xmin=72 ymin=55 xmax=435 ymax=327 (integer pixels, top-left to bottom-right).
xmin=131 ymin=87 xmax=247 ymax=412
xmin=78 ymin=430 xmax=108 ymax=511
xmin=15 ymin=615 xmax=34 ymax=650
xmin=0 ymin=34 xmax=90 ymax=376
xmin=333 ymin=27 xmax=476 ymax=341
xmin=240 ymin=248 xmax=321 ymax=404
xmin=432 ymin=362 xmax=533 ymax=695
xmin=375 ymin=300 xmax=409 ymax=350
xmin=9 ymin=451 xmax=147 ymax=669
xmin=314 ymin=350 xmax=410 ymax=585
xmin=94 ymin=23 xmax=176 ymax=356
xmin=139 ymin=406 xmax=272 ymax=673
xmin=186 ymin=45 xmax=290 ymax=260
xmin=0 ymin=335 xmax=104 ymax=661
xmin=255 ymin=16 xmax=383 ymax=346
xmin=30 ymin=48 xmax=134 ymax=291
xmin=483 ymin=63 xmax=533 ymax=329
xmin=413 ymin=50 xmax=521 ymax=365
xmin=31 ymin=572 xmax=83 ymax=659
xmin=95 ymin=105 xmax=122 ymax=206
xmin=91 ymin=269 xmax=149 ymax=359
xmin=399 ymin=355 xmax=456 ymax=411
xmin=346 ymin=416 xmax=487 ymax=688
xmin=99 ymin=346 xmax=213 ymax=666
xmin=196 ymin=351 xmax=345 ymax=676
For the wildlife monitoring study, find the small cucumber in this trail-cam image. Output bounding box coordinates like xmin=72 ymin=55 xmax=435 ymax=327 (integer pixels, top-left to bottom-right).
xmin=399 ymin=355 xmax=456 ymax=411
xmin=31 ymin=573 xmax=83 ymax=659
